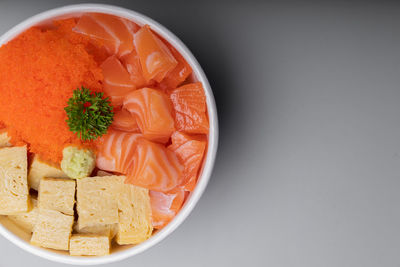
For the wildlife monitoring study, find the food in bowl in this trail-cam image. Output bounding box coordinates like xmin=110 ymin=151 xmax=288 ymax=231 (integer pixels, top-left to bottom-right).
xmin=0 ymin=12 xmax=209 ymax=256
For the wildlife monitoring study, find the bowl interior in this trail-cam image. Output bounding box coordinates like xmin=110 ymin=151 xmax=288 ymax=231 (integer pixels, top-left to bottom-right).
xmin=0 ymin=4 xmax=217 ymax=266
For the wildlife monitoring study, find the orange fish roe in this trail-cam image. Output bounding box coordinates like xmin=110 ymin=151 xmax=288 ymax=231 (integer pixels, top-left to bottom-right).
xmin=0 ymin=19 xmax=106 ymax=162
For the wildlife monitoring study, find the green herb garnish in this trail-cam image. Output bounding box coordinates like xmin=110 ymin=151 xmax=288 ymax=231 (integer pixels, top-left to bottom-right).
xmin=65 ymin=87 xmax=114 ymax=141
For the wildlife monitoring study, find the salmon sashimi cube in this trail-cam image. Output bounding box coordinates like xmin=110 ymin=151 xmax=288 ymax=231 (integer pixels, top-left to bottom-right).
xmin=149 ymin=190 xmax=186 ymax=229
xmin=159 ymin=44 xmax=192 ymax=90
xmin=74 ymin=13 xmax=136 ymax=56
xmin=121 ymin=50 xmax=147 ymax=89
xmin=126 ymin=139 xmax=183 ymax=192
xmin=111 ymin=108 xmax=140 ymax=132
xmin=96 ymin=129 xmax=142 ymax=174
xmin=101 ymin=55 xmax=135 ymax=107
xmin=169 ymin=132 xmax=207 ymax=191
xmin=123 ymin=88 xmax=175 ymax=143
xmin=74 ymin=14 xmax=116 ymax=53
xmin=170 ymin=82 xmax=209 ymax=134
xmin=134 ymin=25 xmax=177 ymax=83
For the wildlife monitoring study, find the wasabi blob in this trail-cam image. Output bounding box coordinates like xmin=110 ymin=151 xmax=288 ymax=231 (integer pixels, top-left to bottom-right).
xmin=61 ymin=146 xmax=95 ymax=179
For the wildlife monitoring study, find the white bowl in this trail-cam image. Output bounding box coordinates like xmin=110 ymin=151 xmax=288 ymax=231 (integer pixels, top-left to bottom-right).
xmin=0 ymin=4 xmax=218 ymax=265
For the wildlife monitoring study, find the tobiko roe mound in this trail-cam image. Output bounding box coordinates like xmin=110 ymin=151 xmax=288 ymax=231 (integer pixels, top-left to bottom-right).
xmin=0 ymin=19 xmax=104 ymax=162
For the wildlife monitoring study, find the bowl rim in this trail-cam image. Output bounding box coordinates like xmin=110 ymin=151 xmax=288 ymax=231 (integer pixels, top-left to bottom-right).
xmin=0 ymin=3 xmax=218 ymax=265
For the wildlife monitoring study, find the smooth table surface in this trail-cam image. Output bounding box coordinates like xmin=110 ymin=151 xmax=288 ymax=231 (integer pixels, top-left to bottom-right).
xmin=1 ymin=1 xmax=400 ymax=266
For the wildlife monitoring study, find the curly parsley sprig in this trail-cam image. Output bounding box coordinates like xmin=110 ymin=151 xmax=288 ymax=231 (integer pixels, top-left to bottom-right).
xmin=65 ymin=87 xmax=114 ymax=141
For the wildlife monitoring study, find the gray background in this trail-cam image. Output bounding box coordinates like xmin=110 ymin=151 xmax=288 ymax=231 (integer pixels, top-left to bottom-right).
xmin=1 ymin=0 xmax=400 ymax=266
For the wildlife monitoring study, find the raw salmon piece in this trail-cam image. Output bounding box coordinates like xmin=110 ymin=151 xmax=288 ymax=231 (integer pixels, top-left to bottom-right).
xmin=101 ymin=55 xmax=135 ymax=107
xmin=90 ymin=13 xmax=135 ymax=56
xmin=159 ymin=44 xmax=192 ymax=90
xmin=96 ymin=129 xmax=142 ymax=174
xmin=125 ymin=139 xmax=183 ymax=192
xmin=170 ymin=83 xmax=209 ymax=134
xmin=169 ymin=132 xmax=207 ymax=191
xmin=74 ymin=14 xmax=116 ymax=53
xmin=74 ymin=13 xmax=137 ymax=56
xmin=111 ymin=108 xmax=140 ymax=132
xmin=123 ymin=88 xmax=175 ymax=143
xmin=149 ymin=190 xmax=186 ymax=229
xmin=134 ymin=25 xmax=177 ymax=83
xmin=121 ymin=50 xmax=147 ymax=88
